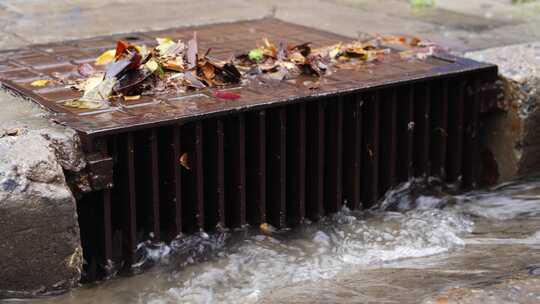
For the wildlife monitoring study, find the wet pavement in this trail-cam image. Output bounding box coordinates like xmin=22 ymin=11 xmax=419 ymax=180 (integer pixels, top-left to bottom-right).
xmin=2 ymin=177 xmax=538 ymax=303
xmin=0 ymin=0 xmax=540 ymax=53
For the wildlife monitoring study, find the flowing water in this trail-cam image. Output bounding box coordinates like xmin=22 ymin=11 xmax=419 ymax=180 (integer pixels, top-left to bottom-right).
xmin=7 ymin=178 xmax=540 ymax=303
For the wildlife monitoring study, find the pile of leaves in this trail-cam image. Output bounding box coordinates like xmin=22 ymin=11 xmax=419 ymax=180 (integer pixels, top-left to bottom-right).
xmin=52 ymin=34 xmax=433 ymax=109
xmin=67 ymin=34 xmax=242 ymax=109
xmin=233 ymin=38 xmax=390 ymax=81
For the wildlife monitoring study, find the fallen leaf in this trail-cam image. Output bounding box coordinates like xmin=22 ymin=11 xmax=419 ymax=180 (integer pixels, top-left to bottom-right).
xmin=77 ymin=63 xmax=96 ymax=77
xmin=220 ymin=63 xmax=242 ymax=83
xmin=105 ymin=59 xmax=131 ymax=79
xmin=95 ymin=49 xmax=116 ymax=65
xmin=434 ymin=297 xmax=449 ymax=304
xmin=248 ymin=48 xmax=264 ymax=62
xmin=78 ymin=76 xmax=116 ymax=105
xmin=187 ymin=33 xmax=198 ymax=69
xmin=213 ymin=90 xmax=241 ymax=100
xmin=144 ymin=59 xmax=159 ymax=73
xmin=64 ymin=99 xmax=104 ymax=109
xmin=114 ymin=40 xmax=130 ymax=60
xmin=260 ymin=223 xmax=278 ymax=236
xmin=289 ymin=52 xmax=306 ymax=64
xmin=179 ymin=152 xmax=191 ymax=170
xmin=184 ymin=71 xmax=206 ymax=89
xmin=328 ymin=43 xmax=342 ymax=59
xmin=201 ymin=61 xmax=215 ymax=80
xmin=114 ymin=69 xmax=152 ymax=95
xmin=30 ymin=79 xmax=50 ymax=87
xmin=123 ymin=95 xmax=141 ymax=101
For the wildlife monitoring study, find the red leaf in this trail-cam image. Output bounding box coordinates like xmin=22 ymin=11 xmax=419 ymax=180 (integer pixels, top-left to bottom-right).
xmin=213 ymin=90 xmax=241 ymax=100
xmin=115 ymin=40 xmax=130 ymax=60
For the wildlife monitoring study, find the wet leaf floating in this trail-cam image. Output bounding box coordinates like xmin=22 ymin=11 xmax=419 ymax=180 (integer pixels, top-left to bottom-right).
xmin=260 ymin=223 xmax=278 ymax=236
xmin=213 ymin=90 xmax=241 ymax=100
xmin=30 ymin=79 xmax=50 ymax=87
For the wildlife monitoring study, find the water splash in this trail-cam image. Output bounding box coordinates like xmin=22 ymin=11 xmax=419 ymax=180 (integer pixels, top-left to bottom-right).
xmin=135 ymin=205 xmax=472 ymax=304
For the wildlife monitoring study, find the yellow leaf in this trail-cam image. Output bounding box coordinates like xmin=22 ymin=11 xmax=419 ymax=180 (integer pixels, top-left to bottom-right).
xmin=156 ymin=37 xmax=173 ymax=45
xmin=156 ymin=37 xmax=176 ymax=54
xmin=123 ymin=95 xmax=141 ymax=101
xmin=64 ymin=99 xmax=103 ymax=109
xmin=95 ymin=49 xmax=116 ymax=65
xmin=329 ymin=43 xmax=343 ymax=59
xmin=30 ymin=79 xmax=50 ymax=87
xmin=144 ymin=59 xmax=159 ymax=73
xmin=260 ymin=223 xmax=278 ymax=235
xmin=289 ymin=52 xmax=306 ymax=64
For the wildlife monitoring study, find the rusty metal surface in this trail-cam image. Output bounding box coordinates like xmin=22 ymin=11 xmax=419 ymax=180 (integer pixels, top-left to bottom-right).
xmin=0 ymin=18 xmax=495 ymax=138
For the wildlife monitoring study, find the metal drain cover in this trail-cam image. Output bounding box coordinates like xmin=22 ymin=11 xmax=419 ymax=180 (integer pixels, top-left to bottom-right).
xmin=0 ymin=18 xmax=493 ymax=137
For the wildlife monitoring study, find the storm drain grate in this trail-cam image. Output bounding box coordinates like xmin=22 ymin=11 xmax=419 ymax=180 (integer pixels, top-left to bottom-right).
xmin=0 ymin=19 xmax=498 ymax=280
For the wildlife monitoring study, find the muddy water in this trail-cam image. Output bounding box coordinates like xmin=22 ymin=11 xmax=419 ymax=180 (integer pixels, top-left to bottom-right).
xmin=12 ymin=178 xmax=540 ymax=303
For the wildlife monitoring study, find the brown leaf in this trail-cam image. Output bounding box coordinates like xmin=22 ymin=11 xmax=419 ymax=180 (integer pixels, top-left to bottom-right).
xmin=179 ymin=152 xmax=191 ymax=170
xmin=114 ymin=68 xmax=152 ymax=95
xmin=290 ymin=42 xmax=311 ymax=57
xmin=201 ymin=62 xmax=215 ymax=80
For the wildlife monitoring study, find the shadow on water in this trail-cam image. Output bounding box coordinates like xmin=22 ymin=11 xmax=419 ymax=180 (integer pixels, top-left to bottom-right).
xmin=7 ymin=177 xmax=540 ymax=303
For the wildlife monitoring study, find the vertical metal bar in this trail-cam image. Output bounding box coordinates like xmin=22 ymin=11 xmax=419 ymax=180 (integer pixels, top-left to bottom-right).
xmin=414 ymin=84 xmax=431 ymax=178
xmin=306 ymin=101 xmax=325 ymax=220
xmin=343 ymin=95 xmax=362 ymax=210
xmin=246 ymin=111 xmax=267 ymax=225
xmin=123 ymin=133 xmax=137 ymax=265
xmin=397 ymin=86 xmax=415 ymax=182
xmin=447 ymin=80 xmax=465 ymax=183
xmin=325 ymin=97 xmax=344 ymax=213
xmin=286 ymin=104 xmax=306 ymax=225
xmin=258 ymin=111 xmax=267 ymax=224
xmin=172 ymin=126 xmax=182 ymax=236
xmin=149 ymin=130 xmax=160 ymax=240
xmin=238 ymin=115 xmax=247 ymax=227
xmin=298 ymin=105 xmax=306 ymax=220
xmin=195 ymin=122 xmax=205 ymax=230
xmin=216 ymin=119 xmax=226 ymax=228
xmin=362 ymin=92 xmax=379 ymax=207
xmin=379 ymin=90 xmax=397 ymax=194
xmin=225 ymin=115 xmax=246 ymax=228
xmin=462 ymin=77 xmax=481 ymax=188
xmin=405 ymin=87 xmax=415 ymax=180
xmin=431 ymin=81 xmax=449 ymax=179
xmin=268 ymin=108 xmax=287 ymax=228
xmin=95 ymin=139 xmax=113 ymax=270
xmin=102 ymin=189 xmax=113 ymax=266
